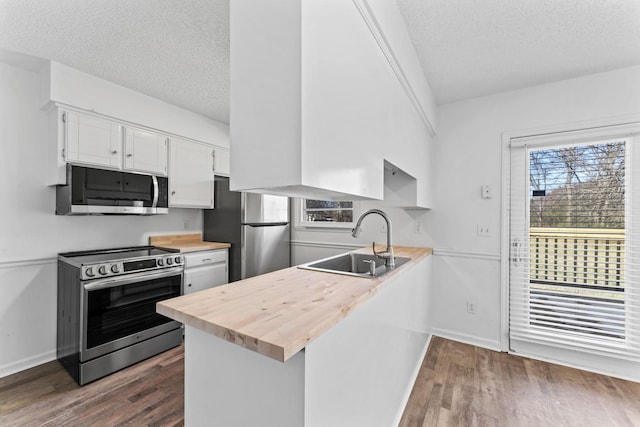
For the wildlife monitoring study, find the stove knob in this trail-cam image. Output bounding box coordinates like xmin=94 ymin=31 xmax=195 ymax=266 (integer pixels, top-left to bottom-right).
xmin=98 ymin=265 xmax=107 ymax=275
xmin=111 ymin=264 xmax=120 ymax=274
xmin=157 ymin=258 xmax=164 ymax=266
xmin=175 ymin=256 xmax=182 ymax=264
xmin=85 ymin=267 xmax=95 ymax=278
xmin=166 ymin=257 xmax=173 ymax=265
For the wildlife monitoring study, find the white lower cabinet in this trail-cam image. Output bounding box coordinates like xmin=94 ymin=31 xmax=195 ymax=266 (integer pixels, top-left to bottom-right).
xmin=168 ymin=138 xmax=214 ymax=208
xmin=183 ymin=249 xmax=229 ymax=294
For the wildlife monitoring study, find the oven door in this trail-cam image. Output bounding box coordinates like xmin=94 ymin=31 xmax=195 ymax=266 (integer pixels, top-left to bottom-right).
xmin=80 ymin=267 xmax=183 ymax=362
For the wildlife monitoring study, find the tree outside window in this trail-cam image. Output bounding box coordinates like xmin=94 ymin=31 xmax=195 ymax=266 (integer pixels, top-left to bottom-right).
xmin=303 ymin=199 xmax=354 ymax=223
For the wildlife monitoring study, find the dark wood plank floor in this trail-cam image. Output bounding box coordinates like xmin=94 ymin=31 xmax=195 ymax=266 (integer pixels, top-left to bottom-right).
xmin=399 ymin=336 xmax=640 ymax=427
xmin=0 ymin=345 xmax=184 ymax=427
xmin=1 ymin=337 xmax=639 ymax=426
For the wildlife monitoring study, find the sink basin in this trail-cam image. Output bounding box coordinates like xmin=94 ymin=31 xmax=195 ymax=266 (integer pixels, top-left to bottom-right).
xmin=298 ymin=252 xmax=410 ymax=278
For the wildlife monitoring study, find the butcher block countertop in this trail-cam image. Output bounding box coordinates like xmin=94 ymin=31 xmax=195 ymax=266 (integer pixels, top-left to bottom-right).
xmin=149 ymin=234 xmax=230 ymax=253
xmin=157 ymin=246 xmax=432 ymax=362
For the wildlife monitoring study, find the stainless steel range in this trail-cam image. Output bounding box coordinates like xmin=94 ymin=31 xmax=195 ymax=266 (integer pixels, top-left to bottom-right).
xmin=57 ymin=246 xmax=184 ymax=385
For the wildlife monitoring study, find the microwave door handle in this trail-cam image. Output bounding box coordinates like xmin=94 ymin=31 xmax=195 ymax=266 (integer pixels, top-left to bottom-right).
xmin=151 ymin=175 xmax=159 ymax=208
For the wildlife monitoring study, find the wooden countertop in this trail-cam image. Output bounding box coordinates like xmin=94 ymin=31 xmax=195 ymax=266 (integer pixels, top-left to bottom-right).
xmin=157 ymin=246 xmax=432 ymax=362
xmin=149 ymin=234 xmax=230 ymax=253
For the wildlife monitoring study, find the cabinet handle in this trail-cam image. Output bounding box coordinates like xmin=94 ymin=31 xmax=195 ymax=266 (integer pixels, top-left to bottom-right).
xmin=112 ymin=150 xmax=118 ymax=155
xmin=202 ymin=258 xmax=212 ymax=263
xmin=171 ymin=191 xmax=176 ymax=196
xmin=126 ymin=153 xmax=133 ymax=158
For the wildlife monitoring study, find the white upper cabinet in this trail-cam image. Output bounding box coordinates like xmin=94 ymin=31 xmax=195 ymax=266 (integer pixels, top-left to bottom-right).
xmin=168 ymin=138 xmax=214 ymax=208
xmin=64 ymin=110 xmax=122 ymax=170
xmin=60 ymin=109 xmax=169 ymax=176
xmin=213 ymin=146 xmax=231 ymax=177
xmin=49 ymin=107 xmax=222 ymax=209
xmin=230 ymin=0 xmax=435 ymax=207
xmin=124 ymin=127 xmax=168 ymax=176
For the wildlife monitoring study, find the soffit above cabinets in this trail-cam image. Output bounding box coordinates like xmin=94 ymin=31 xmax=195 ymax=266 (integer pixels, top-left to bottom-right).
xmin=229 ymin=0 xmax=434 ymax=207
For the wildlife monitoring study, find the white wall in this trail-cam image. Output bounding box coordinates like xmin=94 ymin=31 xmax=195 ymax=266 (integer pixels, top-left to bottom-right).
xmin=431 ymin=66 xmax=640 ymax=361
xmin=0 ymin=59 xmax=219 ymax=378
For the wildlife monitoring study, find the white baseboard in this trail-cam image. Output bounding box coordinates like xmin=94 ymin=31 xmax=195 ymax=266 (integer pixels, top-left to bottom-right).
xmin=0 ymin=350 xmax=57 ymax=379
xmin=392 ymin=333 xmax=432 ymax=427
xmin=431 ymin=327 xmax=502 ymax=352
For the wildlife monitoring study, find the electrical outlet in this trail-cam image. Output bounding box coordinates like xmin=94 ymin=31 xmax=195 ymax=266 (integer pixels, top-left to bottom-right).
xmin=414 ymin=222 xmax=424 ymax=234
xmin=477 ymin=224 xmax=490 ymax=237
xmin=467 ymin=301 xmax=477 ymax=314
xmin=481 ymin=185 xmax=493 ymax=198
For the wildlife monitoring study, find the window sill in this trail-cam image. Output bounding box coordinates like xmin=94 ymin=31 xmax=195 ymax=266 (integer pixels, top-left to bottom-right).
xmin=294 ymin=223 xmax=355 ymax=232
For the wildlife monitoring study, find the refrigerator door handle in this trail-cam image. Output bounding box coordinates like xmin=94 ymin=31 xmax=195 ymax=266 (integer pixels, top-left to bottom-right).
xmin=241 ymin=222 xmax=289 ymax=227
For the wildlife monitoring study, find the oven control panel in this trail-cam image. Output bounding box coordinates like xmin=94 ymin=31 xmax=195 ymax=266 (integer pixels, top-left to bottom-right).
xmin=81 ymin=254 xmax=183 ymax=280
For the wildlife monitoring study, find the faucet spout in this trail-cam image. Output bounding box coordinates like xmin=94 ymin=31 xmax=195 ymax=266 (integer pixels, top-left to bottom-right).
xmin=351 ymin=209 xmax=395 ymax=268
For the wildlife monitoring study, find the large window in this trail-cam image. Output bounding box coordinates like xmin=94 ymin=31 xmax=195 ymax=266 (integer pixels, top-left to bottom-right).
xmin=528 ymin=142 xmax=626 ymax=339
xmin=509 ymin=129 xmax=640 ymax=363
xmin=297 ymin=199 xmax=356 ymax=228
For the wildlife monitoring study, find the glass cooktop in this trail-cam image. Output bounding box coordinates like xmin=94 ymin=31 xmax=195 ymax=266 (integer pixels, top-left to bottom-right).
xmin=59 ymin=246 xmax=176 ymax=264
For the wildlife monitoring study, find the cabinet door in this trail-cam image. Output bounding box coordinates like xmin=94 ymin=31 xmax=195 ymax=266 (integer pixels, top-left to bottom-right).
xmin=124 ymin=127 xmax=168 ymax=175
xmin=65 ymin=111 xmax=122 ymax=169
xmin=185 ymin=263 xmax=228 ymax=294
xmin=168 ymin=138 xmax=214 ymax=208
xmin=213 ymin=146 xmax=231 ymax=177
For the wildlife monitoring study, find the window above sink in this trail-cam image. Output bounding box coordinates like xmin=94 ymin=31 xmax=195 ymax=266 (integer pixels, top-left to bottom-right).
xmin=293 ymin=198 xmax=361 ymax=230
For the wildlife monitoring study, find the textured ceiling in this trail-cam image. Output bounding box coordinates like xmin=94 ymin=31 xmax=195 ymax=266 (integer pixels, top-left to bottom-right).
xmin=0 ymin=0 xmax=230 ymax=122
xmin=397 ymin=0 xmax=640 ymax=105
xmin=1 ymin=1 xmax=639 ymax=124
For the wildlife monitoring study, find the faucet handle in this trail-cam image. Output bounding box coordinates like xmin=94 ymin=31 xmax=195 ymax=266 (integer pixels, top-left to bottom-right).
xmin=362 ymin=259 xmax=376 ymax=277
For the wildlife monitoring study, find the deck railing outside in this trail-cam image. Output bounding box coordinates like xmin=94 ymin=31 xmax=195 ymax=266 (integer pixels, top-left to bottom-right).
xmin=529 ymin=227 xmax=625 ymax=289
xmin=527 ymin=227 xmax=625 ymax=339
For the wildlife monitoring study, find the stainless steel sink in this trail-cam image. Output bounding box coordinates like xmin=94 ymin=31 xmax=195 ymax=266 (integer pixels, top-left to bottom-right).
xmin=298 ymin=252 xmax=410 ymax=278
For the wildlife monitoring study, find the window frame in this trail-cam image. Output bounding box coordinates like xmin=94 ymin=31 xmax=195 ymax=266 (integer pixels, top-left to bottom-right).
xmin=293 ymin=198 xmax=360 ymax=230
xmin=507 ymin=126 xmax=640 ymax=365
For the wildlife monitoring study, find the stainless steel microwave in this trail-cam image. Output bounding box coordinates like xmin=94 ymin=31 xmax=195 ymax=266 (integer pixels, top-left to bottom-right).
xmin=56 ymin=165 xmax=169 ymax=215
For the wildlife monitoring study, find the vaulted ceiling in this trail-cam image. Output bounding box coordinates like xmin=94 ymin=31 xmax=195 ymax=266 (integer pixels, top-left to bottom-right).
xmin=1 ymin=0 xmax=639 ymax=124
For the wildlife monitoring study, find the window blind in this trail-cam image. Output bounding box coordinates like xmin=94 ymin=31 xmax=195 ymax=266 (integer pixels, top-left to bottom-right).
xmin=509 ymin=134 xmax=640 ymax=362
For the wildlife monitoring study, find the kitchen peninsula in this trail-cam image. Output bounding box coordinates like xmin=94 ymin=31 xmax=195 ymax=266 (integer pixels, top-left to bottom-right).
xmin=158 ymin=246 xmax=432 ymax=426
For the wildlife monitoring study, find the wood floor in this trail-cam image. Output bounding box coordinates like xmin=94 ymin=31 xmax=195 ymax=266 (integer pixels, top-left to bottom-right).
xmin=399 ymin=337 xmax=640 ymax=427
xmin=0 ymin=346 xmax=184 ymax=427
xmin=1 ymin=337 xmax=639 ymax=426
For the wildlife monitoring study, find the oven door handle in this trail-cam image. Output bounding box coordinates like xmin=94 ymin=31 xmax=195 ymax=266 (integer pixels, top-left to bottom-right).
xmin=83 ymin=267 xmax=184 ymax=291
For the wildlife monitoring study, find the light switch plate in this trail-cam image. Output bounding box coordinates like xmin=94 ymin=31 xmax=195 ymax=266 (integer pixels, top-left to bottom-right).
xmin=477 ymin=224 xmax=490 ymax=237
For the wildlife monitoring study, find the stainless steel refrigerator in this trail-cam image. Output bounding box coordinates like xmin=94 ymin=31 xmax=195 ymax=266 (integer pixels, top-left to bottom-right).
xmin=203 ymin=176 xmax=290 ymax=282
